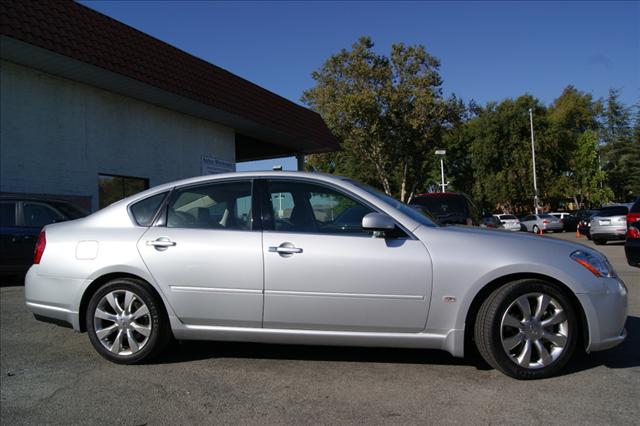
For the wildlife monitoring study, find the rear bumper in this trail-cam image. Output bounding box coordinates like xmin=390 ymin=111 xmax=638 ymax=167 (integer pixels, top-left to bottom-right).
xmin=24 ymin=266 xmax=83 ymax=331
xmin=543 ymin=223 xmax=563 ymax=231
xmin=590 ymin=228 xmax=627 ymax=241
xmin=577 ymin=277 xmax=628 ymax=352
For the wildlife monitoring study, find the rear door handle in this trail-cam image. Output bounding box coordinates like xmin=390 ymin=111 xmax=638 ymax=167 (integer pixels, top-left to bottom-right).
xmin=268 ymin=242 xmax=303 ymax=256
xmin=146 ymin=238 xmax=176 ymax=250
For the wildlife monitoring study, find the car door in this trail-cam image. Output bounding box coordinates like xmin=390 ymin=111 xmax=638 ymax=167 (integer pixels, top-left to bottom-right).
xmin=0 ymin=201 xmax=21 ymax=272
xmin=260 ymin=179 xmax=432 ymax=333
xmin=137 ymin=179 xmax=263 ymax=327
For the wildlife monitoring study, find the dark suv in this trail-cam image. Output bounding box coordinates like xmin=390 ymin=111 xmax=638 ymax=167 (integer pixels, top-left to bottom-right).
xmin=0 ymin=195 xmax=88 ymax=276
xmin=410 ymin=192 xmax=481 ymax=226
xmin=626 ymin=198 xmax=640 ymax=267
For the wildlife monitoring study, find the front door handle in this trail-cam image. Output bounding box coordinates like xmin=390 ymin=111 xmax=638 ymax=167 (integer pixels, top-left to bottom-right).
xmin=146 ymin=237 xmax=177 ymax=250
xmin=268 ymin=242 xmax=303 ymax=257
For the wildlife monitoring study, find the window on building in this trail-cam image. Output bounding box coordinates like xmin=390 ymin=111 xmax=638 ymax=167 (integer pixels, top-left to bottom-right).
xmin=99 ymin=174 xmax=149 ymax=209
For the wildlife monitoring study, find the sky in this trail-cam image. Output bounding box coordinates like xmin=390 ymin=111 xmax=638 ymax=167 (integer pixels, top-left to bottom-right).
xmin=83 ymin=1 xmax=640 ymax=171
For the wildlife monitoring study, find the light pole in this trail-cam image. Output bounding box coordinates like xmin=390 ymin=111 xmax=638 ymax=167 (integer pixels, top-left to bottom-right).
xmin=528 ymin=108 xmax=539 ymax=214
xmin=435 ymin=149 xmax=447 ymax=193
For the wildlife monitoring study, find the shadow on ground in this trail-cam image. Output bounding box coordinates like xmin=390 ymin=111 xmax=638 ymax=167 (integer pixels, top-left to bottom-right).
xmin=154 ymin=316 xmax=640 ymax=376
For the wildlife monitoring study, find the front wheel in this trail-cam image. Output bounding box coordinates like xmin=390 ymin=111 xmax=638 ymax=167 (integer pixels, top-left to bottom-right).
xmin=86 ymin=278 xmax=171 ymax=364
xmin=474 ymin=279 xmax=578 ymax=379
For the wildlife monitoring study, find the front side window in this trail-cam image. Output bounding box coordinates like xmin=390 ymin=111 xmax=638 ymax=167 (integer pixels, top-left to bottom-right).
xmin=23 ymin=203 xmax=64 ymax=227
xmin=167 ymin=181 xmax=252 ymax=230
xmin=266 ymin=180 xmax=374 ymax=235
xmin=99 ymin=174 xmax=149 ymax=209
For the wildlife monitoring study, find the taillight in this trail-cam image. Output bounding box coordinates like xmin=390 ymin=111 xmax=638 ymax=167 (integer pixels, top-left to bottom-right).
xmin=628 ymin=213 xmax=640 ymax=224
xmin=543 ymin=220 xmax=550 ymax=224
xmin=627 ymin=227 xmax=640 ymax=240
xmin=33 ymin=230 xmax=46 ymax=264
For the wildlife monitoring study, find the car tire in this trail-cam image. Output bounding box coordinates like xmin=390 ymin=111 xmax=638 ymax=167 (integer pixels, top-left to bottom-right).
xmin=474 ymin=279 xmax=578 ymax=380
xmin=593 ymin=239 xmax=606 ymax=245
xmin=532 ymin=225 xmax=540 ymax=234
xmin=86 ymin=278 xmax=171 ymax=364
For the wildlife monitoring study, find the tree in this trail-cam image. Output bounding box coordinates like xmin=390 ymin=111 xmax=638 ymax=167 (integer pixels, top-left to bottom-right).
xmin=302 ymin=37 xmax=455 ymax=201
xmin=600 ymin=89 xmax=639 ymax=201
xmin=567 ymin=130 xmax=612 ymax=207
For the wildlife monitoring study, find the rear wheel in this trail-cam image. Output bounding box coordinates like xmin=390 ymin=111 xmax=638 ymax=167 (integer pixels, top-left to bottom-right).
xmin=474 ymin=279 xmax=578 ymax=379
xmin=532 ymin=225 xmax=540 ymax=234
xmin=86 ymin=278 xmax=171 ymax=364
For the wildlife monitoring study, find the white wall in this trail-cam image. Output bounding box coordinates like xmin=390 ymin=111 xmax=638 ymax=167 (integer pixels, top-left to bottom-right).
xmin=0 ymin=60 xmax=235 ymax=210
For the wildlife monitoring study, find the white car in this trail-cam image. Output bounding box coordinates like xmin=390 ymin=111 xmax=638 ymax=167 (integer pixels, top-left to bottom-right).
xmin=25 ymin=172 xmax=628 ymax=379
xmin=494 ymin=214 xmax=521 ymax=232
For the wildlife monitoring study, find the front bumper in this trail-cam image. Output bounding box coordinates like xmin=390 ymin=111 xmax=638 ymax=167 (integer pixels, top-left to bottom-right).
xmin=577 ymin=277 xmax=628 ymax=352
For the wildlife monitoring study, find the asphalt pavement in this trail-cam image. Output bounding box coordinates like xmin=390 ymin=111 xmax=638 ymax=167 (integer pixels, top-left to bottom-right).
xmin=1 ymin=231 xmax=638 ymax=425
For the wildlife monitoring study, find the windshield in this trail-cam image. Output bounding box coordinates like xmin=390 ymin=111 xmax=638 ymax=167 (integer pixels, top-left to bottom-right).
xmin=349 ymin=181 xmax=439 ymax=227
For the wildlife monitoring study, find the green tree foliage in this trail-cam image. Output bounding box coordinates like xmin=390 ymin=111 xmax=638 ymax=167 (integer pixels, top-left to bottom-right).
xmin=302 ymin=37 xmax=454 ymax=202
xmin=601 ymin=89 xmax=640 ymax=201
xmin=303 ymin=37 xmax=638 ymax=210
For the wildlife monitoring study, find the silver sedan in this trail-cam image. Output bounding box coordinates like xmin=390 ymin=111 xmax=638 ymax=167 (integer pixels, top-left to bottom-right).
xmin=520 ymin=213 xmax=564 ymax=233
xmin=25 ymin=172 xmax=627 ymax=379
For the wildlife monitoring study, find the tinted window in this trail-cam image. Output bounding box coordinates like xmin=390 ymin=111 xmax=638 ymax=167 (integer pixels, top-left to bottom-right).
xmin=167 ymin=181 xmax=252 ymax=230
xmin=23 ymin=203 xmax=64 ymax=227
xmin=501 ymin=214 xmax=517 ymax=220
xmin=266 ymin=180 xmax=374 ymax=234
xmin=130 ymin=193 xmax=167 ymax=226
xmin=631 ymin=199 xmax=640 ymax=213
xmin=539 ymin=214 xmax=553 ymax=219
xmin=597 ymin=206 xmax=629 ymax=217
xmin=49 ymin=202 xmax=89 ymax=219
xmin=0 ymin=202 xmax=17 ymax=226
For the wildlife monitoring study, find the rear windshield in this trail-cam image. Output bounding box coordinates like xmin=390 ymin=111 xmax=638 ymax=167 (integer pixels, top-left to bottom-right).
xmin=539 ymin=214 xmax=553 ymax=219
xmin=411 ymin=195 xmax=466 ymax=216
xmin=500 ymin=214 xmax=517 ymax=220
xmin=597 ymin=206 xmax=629 ymax=217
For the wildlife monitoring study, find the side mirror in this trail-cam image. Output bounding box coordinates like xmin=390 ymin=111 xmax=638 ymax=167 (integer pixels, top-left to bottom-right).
xmin=362 ymin=212 xmax=396 ymax=234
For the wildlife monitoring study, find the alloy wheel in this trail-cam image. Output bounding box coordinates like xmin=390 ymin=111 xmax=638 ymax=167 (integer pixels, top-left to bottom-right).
xmin=500 ymin=292 xmax=569 ymax=369
xmin=93 ymin=290 xmax=152 ymax=356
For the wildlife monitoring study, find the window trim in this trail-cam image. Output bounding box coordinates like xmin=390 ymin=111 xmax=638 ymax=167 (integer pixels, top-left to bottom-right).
xmin=257 ymin=177 xmax=415 ymax=239
xmin=160 ymin=178 xmax=256 ymax=232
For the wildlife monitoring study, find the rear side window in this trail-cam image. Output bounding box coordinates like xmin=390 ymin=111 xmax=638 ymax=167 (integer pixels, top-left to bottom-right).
xmin=598 ymin=206 xmax=629 ymax=217
xmin=23 ymin=203 xmax=64 ymax=227
xmin=0 ymin=202 xmax=17 ymax=227
xmin=167 ymin=181 xmax=252 ymax=230
xmin=130 ymin=193 xmax=167 ymax=226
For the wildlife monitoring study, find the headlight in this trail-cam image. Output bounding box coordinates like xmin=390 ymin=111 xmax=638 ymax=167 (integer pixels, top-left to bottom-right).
xmin=570 ymin=250 xmax=614 ymax=278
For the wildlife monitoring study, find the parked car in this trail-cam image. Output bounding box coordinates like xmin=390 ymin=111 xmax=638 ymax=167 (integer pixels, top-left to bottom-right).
xmin=0 ymin=195 xmax=88 ymax=276
xmin=550 ymin=212 xmax=572 ymax=232
xmin=559 ymin=213 xmax=579 ymax=232
xmin=576 ymin=209 xmax=599 ymax=239
xmin=410 ymin=192 xmax=481 ymax=226
xmin=25 ymin=172 xmax=627 ymax=380
xmin=481 ymin=215 xmax=504 ymax=229
xmin=519 ymin=213 xmax=564 ymax=233
xmin=494 ymin=214 xmax=521 ymax=232
xmin=590 ymin=205 xmax=630 ymax=245
xmin=625 ymin=198 xmax=640 ymax=267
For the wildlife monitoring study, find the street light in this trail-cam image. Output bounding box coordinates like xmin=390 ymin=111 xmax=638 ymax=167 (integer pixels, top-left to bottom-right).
xmin=435 ymin=149 xmax=447 ymax=193
xmin=528 ymin=108 xmax=539 ymax=214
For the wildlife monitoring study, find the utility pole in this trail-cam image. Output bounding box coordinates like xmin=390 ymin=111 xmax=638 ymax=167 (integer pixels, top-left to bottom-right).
xmin=435 ymin=149 xmax=447 ymax=192
xmin=529 ymin=108 xmax=539 ymax=214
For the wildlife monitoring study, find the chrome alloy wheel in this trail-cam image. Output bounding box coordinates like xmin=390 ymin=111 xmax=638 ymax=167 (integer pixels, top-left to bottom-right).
xmin=93 ymin=290 xmax=152 ymax=356
xmin=500 ymin=293 xmax=569 ymax=369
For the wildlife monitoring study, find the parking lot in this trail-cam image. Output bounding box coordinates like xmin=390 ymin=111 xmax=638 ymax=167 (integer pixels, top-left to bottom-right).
xmin=1 ymin=232 xmax=638 ymax=425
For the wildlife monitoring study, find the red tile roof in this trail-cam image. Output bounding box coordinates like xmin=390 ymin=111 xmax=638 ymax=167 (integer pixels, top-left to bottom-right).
xmin=0 ymin=0 xmax=338 ymax=153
